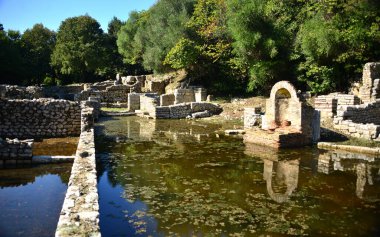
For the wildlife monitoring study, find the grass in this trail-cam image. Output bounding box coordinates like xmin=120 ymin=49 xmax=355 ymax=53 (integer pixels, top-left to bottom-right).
xmin=101 ymin=107 xmax=129 ymax=112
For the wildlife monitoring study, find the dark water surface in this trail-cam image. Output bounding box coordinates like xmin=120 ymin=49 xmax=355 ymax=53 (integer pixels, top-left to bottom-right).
xmin=0 ymin=163 xmax=71 ymax=237
xmin=96 ymin=116 xmax=380 ymax=236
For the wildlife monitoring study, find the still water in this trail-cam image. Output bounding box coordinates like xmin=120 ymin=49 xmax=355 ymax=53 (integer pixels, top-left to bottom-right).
xmin=96 ymin=116 xmax=380 ymax=236
xmin=0 ymin=163 xmax=71 ymax=237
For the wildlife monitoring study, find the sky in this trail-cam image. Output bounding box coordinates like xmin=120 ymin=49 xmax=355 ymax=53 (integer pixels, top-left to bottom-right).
xmin=0 ymin=0 xmax=157 ymax=33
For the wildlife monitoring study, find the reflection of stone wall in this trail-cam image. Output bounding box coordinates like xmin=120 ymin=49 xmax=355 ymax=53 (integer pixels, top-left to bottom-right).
xmin=0 ymin=99 xmax=81 ymax=138
xmin=0 ymin=138 xmax=33 ymax=160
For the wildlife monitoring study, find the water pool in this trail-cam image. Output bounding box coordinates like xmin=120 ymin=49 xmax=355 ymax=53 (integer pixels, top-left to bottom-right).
xmin=96 ymin=116 xmax=380 ymax=236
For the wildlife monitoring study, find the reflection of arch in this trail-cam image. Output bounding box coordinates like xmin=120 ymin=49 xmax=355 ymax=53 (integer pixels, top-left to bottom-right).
xmin=263 ymin=159 xmax=300 ymax=203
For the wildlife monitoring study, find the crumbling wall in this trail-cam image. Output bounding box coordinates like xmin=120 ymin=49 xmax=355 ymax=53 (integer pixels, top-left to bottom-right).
xmin=174 ymin=89 xmax=195 ymax=104
xmin=128 ymin=93 xmax=141 ymax=111
xmin=140 ymin=94 xmax=159 ymax=115
xmin=333 ymin=101 xmax=380 ymax=140
xmin=0 ymin=85 xmax=45 ymax=99
xmin=315 ymin=93 xmax=360 ymax=119
xmin=0 ymin=98 xmax=81 ymax=138
xmin=358 ymin=62 xmax=380 ymax=103
xmin=151 ymin=102 xmax=222 ymax=119
xmin=160 ymin=94 xmax=175 ymax=106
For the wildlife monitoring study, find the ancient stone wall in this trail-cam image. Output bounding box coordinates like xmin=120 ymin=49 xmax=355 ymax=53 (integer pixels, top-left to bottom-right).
xmin=140 ymin=94 xmax=159 ymax=114
xmin=174 ymin=89 xmax=195 ymax=104
xmin=151 ymin=102 xmax=222 ymax=119
xmin=244 ymin=108 xmax=262 ymax=128
xmin=315 ymin=93 xmax=360 ymax=119
xmin=128 ymin=93 xmax=141 ymax=111
xmin=333 ymin=101 xmax=380 ymax=140
xmin=160 ymin=94 xmax=175 ymax=106
xmin=359 ymin=62 xmax=380 ymax=103
xmin=56 ymin=105 xmax=100 ymax=236
xmin=193 ymin=87 xmax=207 ymax=102
xmin=0 ymin=85 xmax=45 ymax=99
xmin=0 ymin=99 xmax=81 ymax=138
xmin=0 ymin=138 xmax=33 ymax=163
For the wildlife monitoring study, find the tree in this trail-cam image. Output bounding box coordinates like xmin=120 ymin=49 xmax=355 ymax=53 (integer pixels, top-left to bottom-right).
xmin=118 ymin=0 xmax=195 ymax=73
xmin=226 ymin=0 xmax=294 ymax=94
xmin=51 ymin=15 xmax=107 ymax=83
xmin=0 ymin=25 xmax=26 ymax=85
xmin=295 ymin=0 xmax=380 ymax=94
xmin=21 ymin=24 xmax=56 ymax=84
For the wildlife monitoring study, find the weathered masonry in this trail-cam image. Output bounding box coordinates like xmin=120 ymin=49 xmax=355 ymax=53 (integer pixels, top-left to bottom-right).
xmin=315 ymin=62 xmax=380 ymax=140
xmin=0 ymin=98 xmax=81 ymax=138
xmin=244 ymin=81 xmax=320 ymax=148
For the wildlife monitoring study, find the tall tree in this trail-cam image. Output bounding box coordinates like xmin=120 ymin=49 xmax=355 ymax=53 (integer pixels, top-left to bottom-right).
xmin=51 ymin=15 xmax=107 ymax=83
xmin=0 ymin=25 xmax=25 ymax=85
xmin=21 ymin=23 xmax=56 ymax=84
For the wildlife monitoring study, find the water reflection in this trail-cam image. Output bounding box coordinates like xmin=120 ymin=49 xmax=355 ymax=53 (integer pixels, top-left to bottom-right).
xmin=96 ymin=117 xmax=380 ymax=236
xmin=318 ymin=149 xmax=380 ymax=201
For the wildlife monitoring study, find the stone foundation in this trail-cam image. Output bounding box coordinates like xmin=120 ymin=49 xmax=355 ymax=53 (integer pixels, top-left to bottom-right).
xmin=244 ymin=128 xmax=311 ymax=149
xmin=151 ymin=102 xmax=222 ymax=119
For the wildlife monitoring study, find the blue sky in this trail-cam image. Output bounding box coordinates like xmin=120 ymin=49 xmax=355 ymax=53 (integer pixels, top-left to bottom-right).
xmin=0 ymin=0 xmax=157 ymax=33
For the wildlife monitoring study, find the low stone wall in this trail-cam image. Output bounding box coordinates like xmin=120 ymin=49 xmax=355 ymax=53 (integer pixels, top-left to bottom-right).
xmin=333 ymin=118 xmax=380 ymax=140
xmin=140 ymin=94 xmax=159 ymax=115
xmin=336 ymin=100 xmax=380 ymax=124
xmin=128 ymin=93 xmax=141 ymax=111
xmin=0 ymin=138 xmax=33 ymax=163
xmin=0 ymin=98 xmax=81 ymax=138
xmin=160 ymin=94 xmax=175 ymax=106
xmin=244 ymin=107 xmax=262 ymax=128
xmin=315 ymin=93 xmax=360 ymax=119
xmin=152 ymin=102 xmax=222 ymax=119
xmin=174 ymin=89 xmax=195 ymax=104
xmin=0 ymin=85 xmax=45 ymax=99
xmin=56 ymin=105 xmax=100 ymax=237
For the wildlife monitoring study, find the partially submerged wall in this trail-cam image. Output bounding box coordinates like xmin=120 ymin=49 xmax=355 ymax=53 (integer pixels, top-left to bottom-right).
xmin=0 ymin=99 xmax=81 ymax=138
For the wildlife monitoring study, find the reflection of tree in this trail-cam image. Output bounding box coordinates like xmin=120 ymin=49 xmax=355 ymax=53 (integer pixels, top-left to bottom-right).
xmin=0 ymin=163 xmax=72 ymax=187
xmin=263 ymin=159 xmax=299 ymax=203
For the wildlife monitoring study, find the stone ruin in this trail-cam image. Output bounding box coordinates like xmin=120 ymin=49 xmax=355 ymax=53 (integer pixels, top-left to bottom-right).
xmin=315 ymin=62 xmax=380 ymax=140
xmin=244 ymin=81 xmax=320 ymax=148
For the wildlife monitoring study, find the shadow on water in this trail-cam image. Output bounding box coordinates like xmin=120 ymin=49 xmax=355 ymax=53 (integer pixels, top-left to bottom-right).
xmin=0 ymin=163 xmax=72 ymax=237
xmin=96 ymin=116 xmax=380 ymax=236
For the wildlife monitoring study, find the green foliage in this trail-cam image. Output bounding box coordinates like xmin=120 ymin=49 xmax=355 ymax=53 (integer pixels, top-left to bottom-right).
xmin=0 ymin=25 xmax=26 ymax=85
xmin=51 ymin=15 xmax=107 ymax=82
xmin=226 ymin=0 xmax=293 ymax=94
xmin=21 ymin=24 xmax=56 ymax=84
xmin=164 ymin=38 xmax=199 ymax=69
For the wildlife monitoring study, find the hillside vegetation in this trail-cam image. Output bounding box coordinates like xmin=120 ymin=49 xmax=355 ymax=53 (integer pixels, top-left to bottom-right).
xmin=1 ymin=0 xmax=379 ymax=96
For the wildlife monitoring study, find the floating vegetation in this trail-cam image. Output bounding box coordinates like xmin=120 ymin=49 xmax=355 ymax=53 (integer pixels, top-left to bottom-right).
xmin=96 ymin=116 xmax=380 ymax=236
